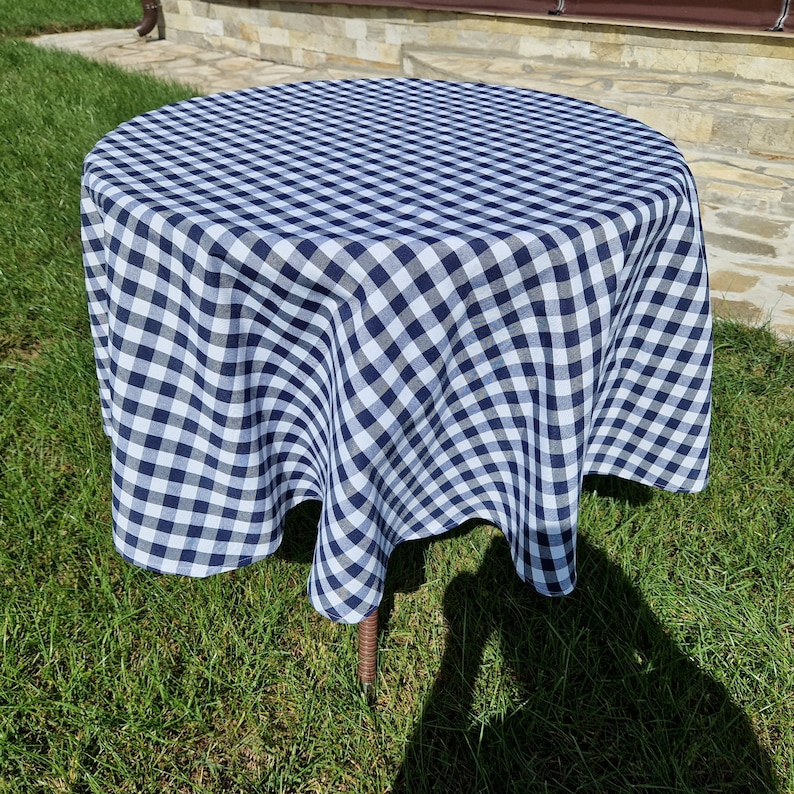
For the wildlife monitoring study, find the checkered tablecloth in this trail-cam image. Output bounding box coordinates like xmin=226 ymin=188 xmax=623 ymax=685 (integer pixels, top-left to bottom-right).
xmin=81 ymin=78 xmax=711 ymax=623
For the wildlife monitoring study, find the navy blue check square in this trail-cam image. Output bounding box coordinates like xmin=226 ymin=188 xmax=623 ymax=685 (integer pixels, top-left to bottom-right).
xmin=82 ymin=79 xmax=711 ymax=623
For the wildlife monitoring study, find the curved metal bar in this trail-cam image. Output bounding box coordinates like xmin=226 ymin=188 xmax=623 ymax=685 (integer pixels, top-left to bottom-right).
xmin=769 ymin=0 xmax=791 ymax=30
xmin=135 ymin=0 xmax=160 ymax=37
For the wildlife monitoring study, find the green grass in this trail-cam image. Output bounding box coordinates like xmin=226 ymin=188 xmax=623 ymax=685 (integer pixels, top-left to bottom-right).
xmin=1 ymin=8 xmax=794 ymax=793
xmin=0 ymin=0 xmax=140 ymax=37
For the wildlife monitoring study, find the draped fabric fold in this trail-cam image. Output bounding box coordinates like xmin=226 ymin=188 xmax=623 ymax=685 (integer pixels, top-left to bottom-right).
xmin=82 ymin=79 xmax=711 ymax=624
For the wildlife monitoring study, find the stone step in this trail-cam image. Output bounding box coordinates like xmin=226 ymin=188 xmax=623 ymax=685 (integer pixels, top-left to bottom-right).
xmin=402 ymin=48 xmax=794 ymax=159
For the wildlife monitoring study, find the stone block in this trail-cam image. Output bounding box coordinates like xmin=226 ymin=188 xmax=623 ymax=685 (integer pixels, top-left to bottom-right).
xmin=216 ymin=35 xmax=242 ymax=54
xmin=384 ymin=23 xmax=407 ymax=46
xmin=454 ymin=29 xmax=494 ymax=50
xmin=624 ymin=104 xmax=679 ymax=139
xmin=288 ymin=29 xmax=317 ymax=49
xmin=344 ymin=18 xmax=368 ymax=39
xmin=676 ymin=110 xmax=713 ymax=144
xmin=749 ymin=119 xmax=794 ymax=157
xmin=741 ymin=39 xmax=794 ymax=59
xmin=259 ymin=26 xmax=291 ymax=47
xmin=697 ymin=50 xmax=739 ymax=77
xmin=359 ymin=7 xmax=400 ymax=22
xmin=203 ymin=18 xmax=224 ymax=37
xmin=290 ymin=46 xmax=325 ymax=67
xmin=483 ymin=56 xmax=525 ymax=75
xmin=366 ymin=20 xmax=388 ymax=41
xmin=739 ymin=189 xmax=786 ymax=206
xmin=398 ymin=23 xmax=428 ymax=47
xmin=168 ymin=28 xmax=203 ymax=47
xmin=623 ymin=28 xmax=696 ymax=52
xmin=518 ymin=37 xmax=591 ymax=61
xmin=240 ymin=22 xmax=260 ymax=43
xmin=735 ymin=55 xmax=794 ymax=86
xmin=281 ymin=12 xmax=314 ymax=33
xmin=623 ymin=45 xmax=700 ymax=73
xmin=355 ymin=38 xmax=400 ymax=65
xmin=305 ymin=12 xmax=346 ymax=37
xmin=709 ymin=116 xmax=752 ymax=150
xmin=220 ymin=19 xmax=242 ymax=38
xmin=376 ymin=6 xmax=419 ymax=21
xmin=612 ymin=79 xmax=670 ymax=96
xmin=210 ymin=3 xmax=240 ymax=20
xmin=455 ymin=16 xmax=502 ymax=33
xmin=181 ymin=15 xmax=212 ymax=35
xmin=257 ymin=41 xmax=290 ymax=61
xmin=777 ymin=312 xmax=794 ymax=336
xmin=589 ymin=41 xmax=624 ymax=65
xmin=427 ymin=27 xmax=460 ymax=48
xmin=316 ymin=33 xmax=350 ymax=57
xmin=246 ymin=7 xmax=271 ymax=27
xmin=598 ymin=99 xmax=628 ymax=116
xmin=165 ymin=12 xmax=189 ymax=32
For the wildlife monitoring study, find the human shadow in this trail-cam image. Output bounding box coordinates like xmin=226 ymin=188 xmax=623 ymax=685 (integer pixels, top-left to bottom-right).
xmin=276 ymin=487 xmax=777 ymax=792
xmin=390 ymin=482 xmax=778 ymax=793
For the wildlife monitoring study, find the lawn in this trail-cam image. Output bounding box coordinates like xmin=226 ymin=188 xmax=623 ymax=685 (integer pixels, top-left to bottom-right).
xmin=0 ymin=0 xmax=140 ymax=36
xmin=1 ymin=4 xmax=793 ymax=792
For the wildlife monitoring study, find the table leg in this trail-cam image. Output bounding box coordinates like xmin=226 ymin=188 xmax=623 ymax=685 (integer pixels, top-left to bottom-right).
xmin=358 ymin=608 xmax=379 ymax=696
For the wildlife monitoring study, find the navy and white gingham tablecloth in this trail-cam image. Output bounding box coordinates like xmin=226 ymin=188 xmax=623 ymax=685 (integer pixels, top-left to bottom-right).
xmin=81 ymin=78 xmax=712 ymax=623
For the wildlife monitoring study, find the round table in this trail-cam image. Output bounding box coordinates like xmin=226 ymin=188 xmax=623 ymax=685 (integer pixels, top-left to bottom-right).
xmin=81 ymin=78 xmax=712 ymax=625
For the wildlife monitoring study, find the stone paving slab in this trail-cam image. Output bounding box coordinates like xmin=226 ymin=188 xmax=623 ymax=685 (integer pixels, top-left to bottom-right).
xmin=29 ymin=28 xmax=794 ymax=338
xmin=30 ymin=28 xmax=393 ymax=91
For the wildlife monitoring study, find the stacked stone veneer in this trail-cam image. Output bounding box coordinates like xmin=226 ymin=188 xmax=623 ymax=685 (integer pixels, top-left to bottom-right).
xmin=162 ymin=1 xmax=794 ymax=82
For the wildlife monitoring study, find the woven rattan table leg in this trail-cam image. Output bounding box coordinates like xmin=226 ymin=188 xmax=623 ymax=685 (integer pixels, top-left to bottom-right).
xmin=358 ymin=608 xmax=379 ymax=695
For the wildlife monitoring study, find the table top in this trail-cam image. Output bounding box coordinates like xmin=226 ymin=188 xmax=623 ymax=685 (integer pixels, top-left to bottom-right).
xmin=82 ymin=78 xmax=712 ymax=623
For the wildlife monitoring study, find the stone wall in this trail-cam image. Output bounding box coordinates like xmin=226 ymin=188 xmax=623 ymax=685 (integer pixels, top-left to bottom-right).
xmin=161 ymin=0 xmax=794 ymax=82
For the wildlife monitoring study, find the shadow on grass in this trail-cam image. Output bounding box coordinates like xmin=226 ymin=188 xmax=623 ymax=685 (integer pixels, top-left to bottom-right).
xmin=387 ymin=488 xmax=778 ymax=793
xmin=276 ymin=500 xmax=323 ymax=565
xmin=276 ymin=484 xmax=777 ymax=792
